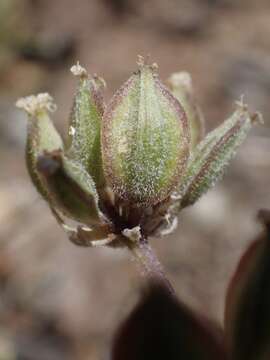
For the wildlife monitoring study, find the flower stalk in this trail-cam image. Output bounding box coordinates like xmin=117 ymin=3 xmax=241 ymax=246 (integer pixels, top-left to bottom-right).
xmin=122 ymin=226 xmax=174 ymax=292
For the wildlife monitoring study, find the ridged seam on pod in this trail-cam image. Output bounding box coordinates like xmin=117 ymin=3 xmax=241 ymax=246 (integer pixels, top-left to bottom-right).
xmin=102 ymin=58 xmax=190 ymax=206
xmin=16 ymin=93 xmax=63 ymax=200
xmin=178 ymin=100 xmax=262 ymax=208
xmin=67 ymin=62 xmax=106 ymax=187
xmin=36 ymin=150 xmax=101 ymax=226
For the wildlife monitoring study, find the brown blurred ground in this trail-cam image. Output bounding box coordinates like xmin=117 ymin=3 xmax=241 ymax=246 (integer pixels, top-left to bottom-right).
xmin=1 ymin=0 xmax=270 ymax=358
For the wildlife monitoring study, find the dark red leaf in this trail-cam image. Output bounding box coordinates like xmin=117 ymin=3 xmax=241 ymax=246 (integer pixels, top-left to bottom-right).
xmin=112 ymin=281 xmax=227 ymax=360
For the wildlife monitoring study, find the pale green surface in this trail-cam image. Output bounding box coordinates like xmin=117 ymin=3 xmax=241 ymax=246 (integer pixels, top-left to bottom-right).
xmin=169 ymin=73 xmax=204 ymax=150
xmin=67 ymin=77 xmax=104 ymax=187
xmin=26 ymin=111 xmax=63 ymax=200
xmin=103 ymin=66 xmax=189 ymax=205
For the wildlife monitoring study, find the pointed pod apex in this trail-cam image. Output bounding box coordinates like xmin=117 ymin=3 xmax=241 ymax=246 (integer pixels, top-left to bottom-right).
xmin=136 ymin=55 xmax=148 ymax=68
xmin=235 ymin=95 xmax=264 ymax=125
xmin=235 ymin=94 xmax=248 ymax=111
xmin=70 ymin=62 xmax=106 ymax=89
xmin=102 ymin=60 xmax=190 ymax=206
xmin=16 ymin=93 xmax=57 ymax=117
xmin=137 ymin=55 xmax=158 ymax=73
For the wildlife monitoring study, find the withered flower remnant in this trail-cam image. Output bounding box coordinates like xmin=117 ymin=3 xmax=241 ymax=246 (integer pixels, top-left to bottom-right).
xmin=16 ymin=57 xmax=262 ymax=265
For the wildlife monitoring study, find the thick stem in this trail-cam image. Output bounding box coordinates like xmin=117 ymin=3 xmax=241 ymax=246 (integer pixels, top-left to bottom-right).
xmin=128 ymin=237 xmax=175 ymax=294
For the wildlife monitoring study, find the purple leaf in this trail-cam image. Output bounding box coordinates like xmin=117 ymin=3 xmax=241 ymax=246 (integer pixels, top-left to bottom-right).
xmin=112 ymin=281 xmax=227 ymax=360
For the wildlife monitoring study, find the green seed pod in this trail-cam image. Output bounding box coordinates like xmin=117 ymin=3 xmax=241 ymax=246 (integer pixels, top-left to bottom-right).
xmin=178 ymin=100 xmax=262 ymax=208
xmin=16 ymin=93 xmax=63 ymax=200
xmin=168 ymin=72 xmax=205 ymax=150
xmin=225 ymin=210 xmax=270 ymax=360
xmin=67 ymin=63 xmax=105 ymax=187
xmin=36 ymin=150 xmax=101 ymax=226
xmin=102 ymin=58 xmax=190 ymax=206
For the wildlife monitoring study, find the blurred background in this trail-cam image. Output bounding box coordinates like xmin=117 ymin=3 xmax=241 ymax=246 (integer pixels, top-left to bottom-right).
xmin=1 ymin=0 xmax=270 ymax=358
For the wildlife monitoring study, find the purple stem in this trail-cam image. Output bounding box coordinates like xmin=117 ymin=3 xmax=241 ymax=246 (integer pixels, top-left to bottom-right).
xmin=129 ymin=237 xmax=175 ymax=294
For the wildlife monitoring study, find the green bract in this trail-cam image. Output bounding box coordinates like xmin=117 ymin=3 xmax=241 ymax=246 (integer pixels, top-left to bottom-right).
xmin=16 ymin=57 xmax=261 ymax=247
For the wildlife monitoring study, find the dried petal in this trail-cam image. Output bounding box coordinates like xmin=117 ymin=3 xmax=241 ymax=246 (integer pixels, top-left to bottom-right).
xmin=68 ymin=224 xmax=118 ymax=247
xmin=37 ymin=150 xmax=101 ymax=226
xmin=168 ymin=71 xmax=205 ymax=149
xmin=16 ymin=93 xmax=63 ymax=200
xmin=102 ymin=59 xmax=190 ymax=206
xmin=178 ymin=101 xmax=261 ymax=208
xmin=225 ymin=210 xmax=270 ymax=360
xmin=67 ymin=63 xmax=105 ymax=187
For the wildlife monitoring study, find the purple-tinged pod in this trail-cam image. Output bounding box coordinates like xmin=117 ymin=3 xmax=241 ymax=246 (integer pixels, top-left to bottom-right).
xmin=102 ymin=58 xmax=190 ymax=206
xmin=67 ymin=63 xmax=106 ymax=187
xmin=16 ymin=93 xmax=63 ymax=201
xmin=36 ymin=150 xmax=101 ymax=226
xmin=225 ymin=209 xmax=270 ymax=360
xmin=168 ymin=71 xmax=205 ymax=150
xmin=178 ymin=101 xmax=262 ymax=208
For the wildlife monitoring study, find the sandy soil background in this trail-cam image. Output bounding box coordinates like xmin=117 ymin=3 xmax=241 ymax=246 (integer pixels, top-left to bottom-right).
xmin=1 ymin=0 xmax=270 ymax=358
